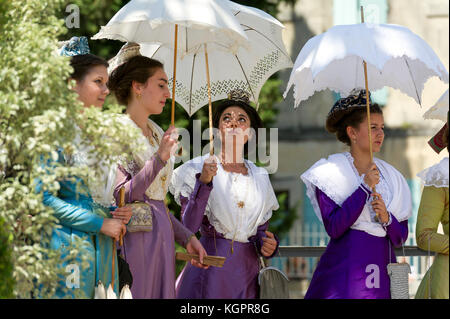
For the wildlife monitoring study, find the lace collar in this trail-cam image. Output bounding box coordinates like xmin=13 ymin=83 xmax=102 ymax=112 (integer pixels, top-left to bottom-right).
xmin=417 ymin=157 xmax=449 ymax=188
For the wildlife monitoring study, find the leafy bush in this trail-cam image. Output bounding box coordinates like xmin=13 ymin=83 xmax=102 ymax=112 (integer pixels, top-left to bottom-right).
xmin=0 ymin=0 xmax=141 ymax=298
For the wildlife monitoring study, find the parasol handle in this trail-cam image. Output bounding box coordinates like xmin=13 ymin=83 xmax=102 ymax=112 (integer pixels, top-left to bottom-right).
xmin=204 ymin=43 xmax=214 ymax=156
xmin=118 ymin=187 xmax=125 ymax=246
xmin=111 ymin=187 xmax=126 ymax=292
xmin=171 ymin=24 xmax=178 ymax=127
xmin=111 ymin=239 xmax=116 ymax=291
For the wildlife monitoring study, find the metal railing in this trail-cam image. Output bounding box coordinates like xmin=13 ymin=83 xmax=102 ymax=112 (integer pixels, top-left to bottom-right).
xmin=278 ymin=245 xmax=433 ymax=257
xmin=273 ymin=245 xmax=434 ymax=298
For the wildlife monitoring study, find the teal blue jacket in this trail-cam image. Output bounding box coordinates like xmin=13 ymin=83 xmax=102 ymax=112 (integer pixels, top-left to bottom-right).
xmin=38 ymin=151 xmax=119 ymax=298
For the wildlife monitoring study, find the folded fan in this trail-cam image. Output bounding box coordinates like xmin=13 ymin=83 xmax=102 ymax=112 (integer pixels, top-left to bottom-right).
xmin=176 ymin=252 xmax=226 ymax=268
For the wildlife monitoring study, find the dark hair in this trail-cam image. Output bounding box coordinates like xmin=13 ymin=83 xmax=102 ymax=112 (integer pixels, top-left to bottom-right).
xmin=212 ymin=100 xmax=263 ymax=157
xmin=70 ymin=54 xmax=109 ymax=81
xmin=329 ymin=104 xmax=383 ymax=146
xmin=107 ymin=55 xmax=164 ymax=105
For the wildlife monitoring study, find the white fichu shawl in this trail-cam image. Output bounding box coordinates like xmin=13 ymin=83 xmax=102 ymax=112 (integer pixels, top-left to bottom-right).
xmin=301 ymin=152 xmax=412 ymax=237
xmin=65 ymin=126 xmax=117 ymax=208
xmin=169 ymin=155 xmax=279 ymax=243
xmin=417 ymin=157 xmax=449 ymax=188
xmin=118 ymin=115 xmax=174 ymax=201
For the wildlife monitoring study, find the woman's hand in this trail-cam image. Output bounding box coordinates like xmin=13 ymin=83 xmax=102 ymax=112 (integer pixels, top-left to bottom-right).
xmin=199 ymin=156 xmax=218 ymax=184
xmin=111 ymin=206 xmax=133 ymax=224
xmin=100 ymin=218 xmax=126 ymax=241
xmin=186 ymin=235 xmax=209 ymax=270
xmin=260 ymin=231 xmax=277 ymax=257
xmin=371 ymin=192 xmax=389 ymax=224
xmin=157 ymin=125 xmax=179 ymax=162
xmin=364 ymin=163 xmax=380 ymax=189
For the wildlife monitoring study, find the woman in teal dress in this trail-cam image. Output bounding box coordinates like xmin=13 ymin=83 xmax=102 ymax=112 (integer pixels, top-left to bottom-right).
xmin=39 ymin=37 xmax=131 ymax=298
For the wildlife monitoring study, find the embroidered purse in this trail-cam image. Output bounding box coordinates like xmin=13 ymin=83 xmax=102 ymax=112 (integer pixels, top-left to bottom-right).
xmin=123 ymin=180 xmax=153 ymax=233
xmin=126 ymin=202 xmax=153 ymax=232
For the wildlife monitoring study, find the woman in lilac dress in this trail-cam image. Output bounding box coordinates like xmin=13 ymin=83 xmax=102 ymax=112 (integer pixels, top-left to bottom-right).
xmin=107 ymin=43 xmax=207 ymax=299
xmin=301 ymin=90 xmax=412 ymax=299
xmin=170 ymin=89 xmax=280 ymax=299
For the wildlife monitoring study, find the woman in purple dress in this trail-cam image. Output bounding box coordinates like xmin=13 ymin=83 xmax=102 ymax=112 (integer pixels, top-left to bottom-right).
xmin=301 ymin=90 xmax=412 ymax=299
xmin=170 ymin=89 xmax=280 ymax=299
xmin=107 ymin=43 xmax=207 ymax=299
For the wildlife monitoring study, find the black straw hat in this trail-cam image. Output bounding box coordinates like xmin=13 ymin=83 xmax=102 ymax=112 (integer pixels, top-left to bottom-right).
xmin=326 ymin=89 xmax=372 ymax=133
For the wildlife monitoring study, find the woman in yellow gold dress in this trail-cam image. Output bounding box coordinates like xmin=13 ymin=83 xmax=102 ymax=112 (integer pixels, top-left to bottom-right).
xmin=415 ymin=120 xmax=449 ymax=299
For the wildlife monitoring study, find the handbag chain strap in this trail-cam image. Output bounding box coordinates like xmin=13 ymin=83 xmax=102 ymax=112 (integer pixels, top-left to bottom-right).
xmin=252 ymin=240 xmax=266 ymax=271
xmin=388 ymin=233 xmax=406 ymax=264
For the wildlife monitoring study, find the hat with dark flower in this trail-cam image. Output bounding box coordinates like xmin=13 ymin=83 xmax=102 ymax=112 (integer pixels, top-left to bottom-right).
xmin=326 ymin=89 xmax=372 ymax=133
xmin=227 ymin=89 xmax=251 ymax=105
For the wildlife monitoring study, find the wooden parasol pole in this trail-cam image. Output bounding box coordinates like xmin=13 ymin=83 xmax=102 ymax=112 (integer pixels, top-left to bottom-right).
xmin=111 ymin=240 xmax=116 ymax=291
xmin=118 ymin=187 xmax=125 ymax=246
xmin=360 ymin=6 xmax=373 ymax=162
xmin=361 ymin=6 xmax=380 ymax=221
xmin=204 ymin=43 xmax=214 ymax=156
xmin=171 ymin=24 xmax=179 ymax=126
xmin=111 ymin=187 xmax=127 ymax=291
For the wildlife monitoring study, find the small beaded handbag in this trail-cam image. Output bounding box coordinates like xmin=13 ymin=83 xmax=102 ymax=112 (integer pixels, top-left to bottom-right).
xmin=387 ymin=241 xmax=411 ymax=299
xmin=124 ymin=180 xmax=153 ymax=232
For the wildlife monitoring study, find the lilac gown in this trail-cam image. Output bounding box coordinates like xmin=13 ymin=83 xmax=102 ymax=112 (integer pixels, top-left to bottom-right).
xmin=114 ymin=154 xmax=193 ymax=299
xmin=175 ymin=174 xmax=279 ymax=299
xmin=304 ymin=185 xmax=409 ymax=299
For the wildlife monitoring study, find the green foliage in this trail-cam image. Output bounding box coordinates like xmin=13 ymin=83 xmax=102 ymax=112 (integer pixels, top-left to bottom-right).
xmin=0 ymin=218 xmax=14 ymax=298
xmin=0 ymin=0 xmax=142 ymax=298
xmin=268 ymin=192 xmax=300 ymax=240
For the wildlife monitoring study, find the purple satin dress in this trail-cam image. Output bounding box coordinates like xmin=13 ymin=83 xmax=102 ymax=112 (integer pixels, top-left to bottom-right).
xmin=175 ymin=174 xmax=279 ymax=299
xmin=304 ymin=185 xmax=408 ymax=299
xmin=114 ymin=154 xmax=193 ymax=299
